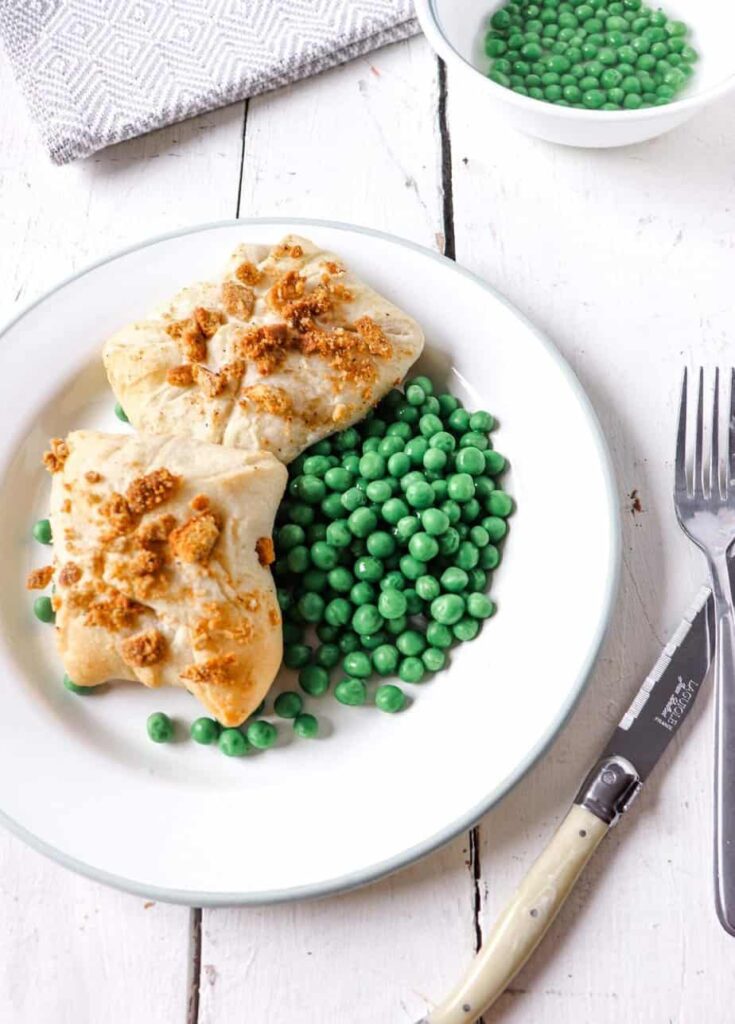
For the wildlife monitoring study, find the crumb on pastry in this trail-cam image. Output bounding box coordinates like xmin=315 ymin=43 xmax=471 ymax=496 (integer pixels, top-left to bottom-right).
xmin=26 ymin=565 xmax=54 ymax=590
xmin=221 ymin=281 xmax=255 ymax=320
xmin=180 ymin=652 xmax=237 ymax=685
xmin=126 ymin=468 xmax=180 ymax=515
xmin=120 ymin=628 xmax=167 ymax=668
xmin=43 ymin=438 xmax=69 ymax=473
xmin=255 ymin=536 xmax=275 ymax=566
xmin=169 ymin=512 xmax=220 ymax=563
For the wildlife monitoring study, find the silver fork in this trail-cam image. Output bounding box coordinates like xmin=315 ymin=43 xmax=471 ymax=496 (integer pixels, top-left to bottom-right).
xmin=675 ymin=367 xmax=735 ymax=936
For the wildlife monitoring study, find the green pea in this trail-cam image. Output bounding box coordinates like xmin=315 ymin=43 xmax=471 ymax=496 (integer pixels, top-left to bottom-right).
xmin=382 ymin=497 xmax=409 ymax=524
xmin=33 ymin=518 xmax=53 ymax=544
xmin=406 ymin=481 xmax=435 ymax=509
xmin=274 ymin=692 xmax=303 ymax=719
xmin=297 ymin=593 xmax=324 ymax=623
xmin=340 ymin=651 xmax=370 ymax=679
xmin=487 ymin=490 xmax=513 ymax=517
xmin=362 ymin=437 xmax=381 ymax=453
xmin=399 ymin=656 xmax=425 ymax=684
xmin=438 ymin=527 xmax=461 ymax=557
xmin=317 ymin=624 xmax=340 ymax=644
xmin=416 ymin=575 xmax=441 ymax=602
xmin=381 ymin=570 xmax=406 ymax=592
xmin=303 ymin=455 xmax=330 ymax=478
xmin=455 ymin=541 xmax=480 ymax=571
xmin=423 ymin=447 xmax=447 ymax=474
xmin=460 ymin=498 xmax=482 ymax=523
xmin=408 ymin=532 xmax=439 ymax=562
xmin=405 ymin=383 xmax=427 ymax=406
xmin=286 ymin=545 xmax=309 ymax=574
xmin=375 ymin=684 xmax=406 ymax=713
xmin=339 ymin=631 xmax=361 ymax=654
xmin=455 ymin=447 xmax=486 ymax=477
xmin=63 ymin=673 xmax=94 ymax=695
xmin=219 ymin=728 xmax=248 ymax=756
xmin=395 ymin=515 xmax=421 ymax=542
xmin=362 ymin=630 xmax=388 ymax=651
xmin=246 ymin=720 xmax=277 ymax=749
xmin=348 ymin=507 xmax=378 ymax=538
xmin=33 ymin=596 xmax=55 ymax=623
xmin=399 ymin=554 xmax=425 ymax=581
xmin=447 ymin=473 xmax=476 ymax=503
xmin=386 ymin=422 xmax=412 ymax=441
xmin=146 ymin=711 xmax=174 ymax=743
xmin=396 ymin=630 xmax=426 ymax=657
xmin=328 ymin=567 xmax=354 ymax=594
xmin=191 ymin=717 xmax=220 ymax=744
xmin=355 ymin=556 xmax=384 ymax=583
xmin=429 ymin=431 xmax=457 ymax=454
xmin=298 ymin=665 xmax=329 ymax=697
xmin=365 ymin=479 xmax=392 ymax=503
xmin=358 ymin=452 xmax=385 ymax=480
xmin=468 ymin=593 xmax=496 ymax=620
xmin=293 ymin=713 xmax=319 ymax=738
xmin=372 ymin=644 xmax=400 ymax=676
xmin=284 ymin=644 xmax=311 ymax=669
xmin=352 ymin=604 xmax=383 ymax=635
xmin=309 ymin=541 xmax=338 ymax=571
xmin=427 ymin=620 xmax=453 ymax=649
xmin=335 ymin=677 xmax=368 ymax=706
xmin=350 ymin=581 xmax=376 ymax=606
xmin=454 ymin=618 xmax=481 ymax=642
xmin=325 ymin=521 xmax=351 ymax=550
xmin=480 ymin=545 xmax=501 ymax=570
xmin=470 ymin=525 xmax=490 ymax=548
xmin=438 ymin=393 xmax=459 ymax=416
xmin=484 ymin=449 xmax=507 ymax=475
xmin=378 ymin=588 xmax=408 ymax=620
xmin=315 ymin=643 xmax=341 ymax=669
xmin=327 ymin=598 xmax=352 ymax=626
xmin=441 ymin=567 xmax=469 ymax=593
xmin=420 ymin=507 xmax=449 ymax=536
xmin=430 ymin=594 xmax=466 ymax=625
xmin=321 ymin=492 xmax=347 ymax=520
xmin=324 ymin=467 xmax=353 ymax=493
xmin=422 ymin=647 xmax=447 ymax=673
xmin=367 ymin=531 xmax=396 ymax=558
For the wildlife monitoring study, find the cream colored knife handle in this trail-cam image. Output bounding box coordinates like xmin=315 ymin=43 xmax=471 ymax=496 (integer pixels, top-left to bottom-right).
xmin=424 ymin=805 xmax=609 ymax=1024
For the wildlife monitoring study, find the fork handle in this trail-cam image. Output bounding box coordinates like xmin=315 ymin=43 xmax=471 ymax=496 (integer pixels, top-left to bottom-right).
xmin=712 ymin=556 xmax=735 ymax=935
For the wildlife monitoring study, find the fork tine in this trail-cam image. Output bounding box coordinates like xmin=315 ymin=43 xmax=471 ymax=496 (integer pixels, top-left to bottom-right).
xmin=729 ymin=368 xmax=735 ymax=498
xmin=712 ymin=367 xmax=720 ymax=498
xmin=675 ymin=367 xmax=688 ymax=495
xmin=694 ymin=367 xmax=704 ymax=497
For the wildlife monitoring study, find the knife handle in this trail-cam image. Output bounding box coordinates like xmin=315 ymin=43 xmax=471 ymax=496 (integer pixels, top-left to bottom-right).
xmin=422 ymin=805 xmax=609 ymax=1024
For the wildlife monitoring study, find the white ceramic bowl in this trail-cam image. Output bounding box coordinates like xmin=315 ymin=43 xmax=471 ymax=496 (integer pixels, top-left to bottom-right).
xmin=415 ymin=0 xmax=735 ymax=147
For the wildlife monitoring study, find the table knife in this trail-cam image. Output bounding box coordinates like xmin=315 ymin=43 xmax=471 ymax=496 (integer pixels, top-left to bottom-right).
xmin=417 ymin=584 xmax=715 ymax=1024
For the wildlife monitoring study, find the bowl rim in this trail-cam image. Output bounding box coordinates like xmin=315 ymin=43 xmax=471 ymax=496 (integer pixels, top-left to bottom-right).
xmin=416 ymin=0 xmax=735 ymax=122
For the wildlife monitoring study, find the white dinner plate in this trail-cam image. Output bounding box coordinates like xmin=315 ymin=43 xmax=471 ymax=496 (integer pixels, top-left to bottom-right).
xmin=0 ymin=220 xmax=619 ymax=904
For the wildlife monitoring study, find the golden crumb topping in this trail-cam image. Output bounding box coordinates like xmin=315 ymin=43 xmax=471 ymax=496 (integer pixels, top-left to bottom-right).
xmin=181 ymin=653 xmax=237 ymax=686
xmin=272 ymin=242 xmax=304 ymax=260
xmin=222 ymin=281 xmax=255 ymax=320
xmin=99 ymin=493 xmax=135 ymax=538
xmin=126 ymin=468 xmax=180 ymax=515
xmin=58 ymin=562 xmax=82 ymax=587
xmin=43 ymin=438 xmax=69 ymax=474
xmin=84 ymin=591 xmax=142 ymax=632
xmin=26 ymin=565 xmax=54 ymax=590
xmin=255 ymin=536 xmax=275 ymax=566
xmin=85 ymin=470 xmax=102 ymax=483
xmin=169 ymin=512 xmax=220 ymax=564
xmin=237 ymin=323 xmax=291 ymax=375
xmin=193 ymin=306 xmax=225 ymax=339
xmin=131 ymin=549 xmax=164 ymax=577
xmin=190 ymin=494 xmax=210 ymax=513
xmin=137 ymin=514 xmax=177 ymax=549
xmin=192 ymin=364 xmax=227 ymax=398
xmin=267 ymin=270 xmax=305 ymax=313
xmin=167 ymin=364 xmax=194 ymax=387
xmin=166 ymin=318 xmax=207 ymax=362
xmin=120 ymin=628 xmax=167 ymax=668
xmin=235 ymin=261 xmax=262 ymax=285
xmin=239 ymin=384 xmax=293 ymax=418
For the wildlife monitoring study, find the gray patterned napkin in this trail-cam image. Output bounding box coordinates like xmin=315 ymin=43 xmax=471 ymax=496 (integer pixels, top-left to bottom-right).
xmin=0 ymin=0 xmax=418 ymax=165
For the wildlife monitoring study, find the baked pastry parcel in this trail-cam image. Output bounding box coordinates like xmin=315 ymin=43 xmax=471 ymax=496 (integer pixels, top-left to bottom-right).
xmin=29 ymin=431 xmax=287 ymax=726
xmin=103 ymin=235 xmax=424 ymax=463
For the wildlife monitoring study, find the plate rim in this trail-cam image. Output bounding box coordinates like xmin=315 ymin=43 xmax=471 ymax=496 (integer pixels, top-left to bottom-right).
xmin=0 ymin=217 xmax=621 ymax=906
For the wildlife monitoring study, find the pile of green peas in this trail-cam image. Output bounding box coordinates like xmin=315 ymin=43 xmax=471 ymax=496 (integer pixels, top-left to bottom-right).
xmin=485 ymin=0 xmax=698 ymax=110
xmin=273 ymin=375 xmax=512 ymax=713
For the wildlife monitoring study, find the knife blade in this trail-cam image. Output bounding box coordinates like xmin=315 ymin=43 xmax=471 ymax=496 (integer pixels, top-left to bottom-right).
xmin=418 ymin=584 xmax=716 ymax=1024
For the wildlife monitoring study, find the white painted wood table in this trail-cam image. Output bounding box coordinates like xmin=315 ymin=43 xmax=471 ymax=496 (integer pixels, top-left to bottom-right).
xmin=1 ymin=32 xmax=734 ymax=1024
